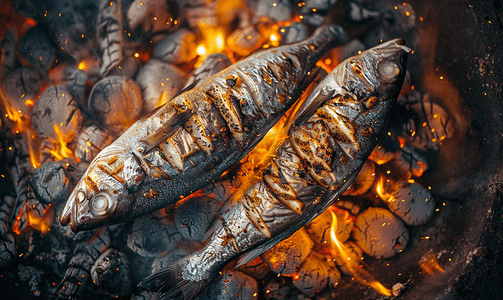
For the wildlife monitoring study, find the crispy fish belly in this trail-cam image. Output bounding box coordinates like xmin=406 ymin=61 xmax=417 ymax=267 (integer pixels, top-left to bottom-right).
xmin=139 ymin=39 xmax=409 ymax=299
xmin=61 ymin=25 xmax=351 ymax=232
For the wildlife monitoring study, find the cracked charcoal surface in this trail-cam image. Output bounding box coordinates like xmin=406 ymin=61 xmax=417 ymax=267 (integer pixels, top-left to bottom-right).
xmin=135 ymin=60 xmax=187 ymax=114
xmin=74 ymin=125 xmax=113 ymax=163
xmin=127 ymin=210 xmax=182 ymax=257
xmin=1 ymin=67 xmax=41 ymax=117
xmin=153 ymin=29 xmax=198 ymax=65
xmin=353 ymin=207 xmax=409 ymax=259
xmin=62 ymin=67 xmax=90 ymax=109
xmin=392 ymin=145 xmax=429 ymax=178
xmin=263 ymin=278 xmax=291 ymax=300
xmin=0 ymin=196 xmax=16 ymax=268
xmin=197 ymin=270 xmax=258 ymax=300
xmin=174 ymin=196 xmax=220 ymax=241
xmin=293 ymin=251 xmax=340 ymax=297
xmin=343 ymin=160 xmax=375 ymax=196
xmin=237 ymin=255 xmax=271 ymax=280
xmin=261 ymin=228 xmax=314 ymax=276
xmin=306 ymin=209 xmax=353 ymax=246
xmin=31 ymin=85 xmax=82 ymax=142
xmin=90 ymin=248 xmax=133 ymax=298
xmin=409 ymin=100 xmax=454 ymax=151
xmin=31 ymin=161 xmax=72 ymax=204
xmin=388 ymin=181 xmax=435 ymax=226
xmin=127 ymin=0 xmax=178 ymax=42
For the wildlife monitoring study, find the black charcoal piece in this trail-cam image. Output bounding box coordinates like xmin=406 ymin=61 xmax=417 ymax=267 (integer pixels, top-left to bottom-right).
xmin=18 ymin=26 xmax=56 ymax=72
xmin=174 ymin=195 xmax=220 ymax=241
xmin=199 ymin=270 xmax=258 ymax=300
xmin=387 ymin=181 xmax=435 ymax=226
xmin=62 ymin=67 xmax=90 ymax=109
xmin=31 ymin=161 xmax=71 ymax=204
xmin=91 ymin=248 xmax=133 ymax=298
xmin=1 ymin=67 xmax=41 ymax=118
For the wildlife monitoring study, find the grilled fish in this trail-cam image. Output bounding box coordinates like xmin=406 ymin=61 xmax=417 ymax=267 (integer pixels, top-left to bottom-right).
xmin=60 ymin=24 xmax=352 ymax=232
xmin=139 ymin=39 xmax=409 ymax=300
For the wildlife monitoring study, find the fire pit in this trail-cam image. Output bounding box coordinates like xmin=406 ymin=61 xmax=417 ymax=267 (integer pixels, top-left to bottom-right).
xmin=1 ymin=0 xmax=502 ymax=299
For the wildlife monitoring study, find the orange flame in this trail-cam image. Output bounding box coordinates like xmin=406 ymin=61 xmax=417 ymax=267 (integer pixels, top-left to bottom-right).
xmin=330 ymin=211 xmax=392 ymax=296
xmin=13 ymin=209 xmax=23 ymax=235
xmin=27 ymin=204 xmax=54 ymax=234
xmin=419 ymin=250 xmax=444 ymax=275
xmin=26 ymin=129 xmax=41 ymax=169
xmin=49 ymin=124 xmax=74 ymax=161
xmin=376 ymin=176 xmax=393 ymax=202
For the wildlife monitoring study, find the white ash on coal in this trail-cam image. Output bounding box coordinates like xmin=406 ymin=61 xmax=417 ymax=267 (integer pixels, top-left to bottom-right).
xmin=31 ymin=161 xmax=72 ymax=204
xmin=174 ymin=195 xmax=220 ymax=241
xmin=88 ymin=75 xmax=142 ymax=136
xmin=261 ymin=228 xmax=314 ymax=276
xmin=197 ymin=270 xmax=258 ymax=300
xmin=1 ymin=67 xmax=41 ymax=118
xmin=127 ymin=0 xmax=181 ymax=42
xmin=254 ymin=0 xmax=292 ymax=23
xmin=61 ymin=67 xmax=91 ymax=110
xmin=135 ymin=59 xmax=187 ymax=114
xmin=335 ymin=199 xmax=362 ymax=215
xmin=73 ymin=125 xmax=112 ymax=162
xmin=293 ymin=251 xmax=341 ymax=297
xmin=96 ymin=0 xmax=124 ymax=76
xmin=353 ymin=207 xmax=409 ymax=259
xmin=127 ymin=209 xmax=182 ymax=257
xmin=387 ymin=181 xmax=435 ymax=226
xmin=90 ymin=248 xmax=133 ymax=298
xmin=153 ymin=28 xmax=198 ymax=65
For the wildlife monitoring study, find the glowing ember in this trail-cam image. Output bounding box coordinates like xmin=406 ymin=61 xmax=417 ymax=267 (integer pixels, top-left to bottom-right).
xmin=330 ymin=211 xmax=392 ymax=296
xmin=12 ymin=209 xmax=23 ymax=235
xmin=27 ymin=204 xmax=54 ymax=234
xmin=419 ymin=250 xmax=444 ymax=275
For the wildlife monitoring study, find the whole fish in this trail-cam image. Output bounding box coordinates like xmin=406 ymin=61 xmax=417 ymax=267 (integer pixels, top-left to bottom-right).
xmin=139 ymin=39 xmax=409 ymax=300
xmin=60 ymin=24 xmax=353 ymax=232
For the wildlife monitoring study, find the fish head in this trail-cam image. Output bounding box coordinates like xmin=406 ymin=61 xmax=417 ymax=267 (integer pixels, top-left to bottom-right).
xmin=339 ymin=38 xmax=410 ymax=101
xmin=60 ymin=144 xmax=145 ymax=232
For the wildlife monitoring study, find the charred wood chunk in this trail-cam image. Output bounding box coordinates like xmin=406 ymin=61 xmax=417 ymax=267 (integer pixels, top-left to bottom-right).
xmin=88 ymin=76 xmax=142 ymax=136
xmin=56 ymin=245 xmax=97 ymax=299
xmin=18 ymin=264 xmax=43 ymax=297
xmin=0 ymin=29 xmax=16 ymax=76
xmin=261 ymin=228 xmax=314 ymax=276
xmin=174 ymin=195 xmax=220 ymax=241
xmin=306 ymin=208 xmax=353 ymax=247
xmin=1 ymin=67 xmax=41 ymax=118
xmin=31 ymin=161 xmax=72 ymax=205
xmin=0 ymin=196 xmax=17 ymax=268
xmin=135 ymin=59 xmax=187 ymax=114
xmin=153 ymin=29 xmax=198 ymax=65
xmin=127 ymin=210 xmax=182 ymax=257
xmin=74 ymin=125 xmax=113 ymax=163
xmin=198 ymin=270 xmax=258 ymax=300
xmin=97 ymin=0 xmax=123 ymax=76
xmin=91 ymin=248 xmax=133 ymax=298
xmin=184 ymin=53 xmax=232 ymax=89
xmin=353 ymin=207 xmax=409 ymax=259
xmin=343 ymin=160 xmax=375 ymax=196
xmin=62 ymin=67 xmax=90 ymax=110
xmin=31 ymin=85 xmax=82 ymax=143
xmin=387 ymin=181 xmax=435 ymax=226
xmin=18 ymin=26 xmax=56 ymax=72
xmin=293 ymin=251 xmax=340 ymax=297
xmin=392 ymin=145 xmax=429 ymax=179
xmin=236 ymin=255 xmax=270 ymax=280
xmin=47 ymin=0 xmax=98 ymax=60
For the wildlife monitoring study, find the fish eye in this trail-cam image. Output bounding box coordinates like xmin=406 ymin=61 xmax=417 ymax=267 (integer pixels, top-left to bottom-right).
xmin=378 ymin=61 xmax=401 ymax=81
xmin=90 ymin=192 xmax=114 ymax=216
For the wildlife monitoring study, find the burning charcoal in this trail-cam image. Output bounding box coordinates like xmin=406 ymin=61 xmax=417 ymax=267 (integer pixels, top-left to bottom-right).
xmin=392 ymin=145 xmax=429 ymax=179
xmin=368 ymin=132 xmax=399 ymax=165
xmin=18 ymin=264 xmax=43 ymax=297
xmin=237 ymin=255 xmax=271 ymax=280
xmin=31 ymin=161 xmax=72 ymax=204
xmin=135 ymin=60 xmax=187 ymax=114
xmin=107 ymin=55 xmax=143 ymax=79
xmin=387 ymin=181 xmax=435 ymax=226
xmin=127 ymin=0 xmax=180 ymax=42
xmin=261 ymin=228 xmax=314 ymax=276
xmin=335 ymin=200 xmax=361 ymax=215
xmin=61 ymin=158 xmax=90 ymax=186
xmin=74 ymin=125 xmax=113 ymax=162
xmin=31 ymin=85 xmax=82 ymax=143
xmin=278 ymin=22 xmax=309 ymax=45
xmin=153 ymin=29 xmax=198 ymax=65
xmin=174 ymin=195 xmax=220 ymax=241
xmin=254 ymin=0 xmax=292 ymax=23
xmin=0 ymin=29 xmax=16 ymax=76
xmin=47 ymin=0 xmax=98 ymax=60
xmin=0 ymin=195 xmax=16 ymax=268
xmin=292 ymin=251 xmax=340 ymax=297
xmin=264 ymin=278 xmax=290 ymax=300
xmin=1 ymin=67 xmax=41 ymax=118
xmin=62 ymin=67 xmax=90 ymax=109
xmin=91 ymin=248 xmax=133 ymax=298
xmin=184 ymin=53 xmax=232 ymax=88
xmin=353 ymin=207 xmax=409 ymax=259
xmin=97 ymin=0 xmax=124 ymax=76
xmin=185 ymin=0 xmax=218 ymax=29
xmin=18 ymin=26 xmax=56 ymax=72
xmin=88 ymin=75 xmax=142 ymax=136
xmin=227 ymin=24 xmax=269 ymax=57
xmin=198 ymin=270 xmax=258 ymax=300
xmin=343 ymin=160 xmax=375 ymax=196
xmin=151 ymin=246 xmax=192 ymax=274
xmin=333 ymin=241 xmax=363 ymax=276
xmin=127 ymin=209 xmax=182 ymax=257
xmin=306 ymin=208 xmax=353 ymax=247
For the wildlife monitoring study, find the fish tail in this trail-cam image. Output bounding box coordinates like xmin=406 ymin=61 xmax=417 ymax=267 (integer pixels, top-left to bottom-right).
xmin=138 ymin=258 xmax=211 ymax=300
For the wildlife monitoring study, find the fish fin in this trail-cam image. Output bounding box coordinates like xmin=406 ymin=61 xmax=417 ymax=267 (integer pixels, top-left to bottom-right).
xmin=139 ymin=109 xmax=195 ymax=153
xmin=138 ymin=258 xmax=211 ymax=300
xmin=171 ymin=78 xmax=201 ymax=100
xmin=236 ymin=171 xmax=359 ymax=268
xmin=202 ymin=217 xmax=222 ymax=242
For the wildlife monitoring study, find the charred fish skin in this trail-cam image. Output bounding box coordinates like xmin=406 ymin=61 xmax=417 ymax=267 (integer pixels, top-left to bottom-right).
xmin=139 ymin=39 xmax=409 ymax=299
xmin=60 ymin=25 xmax=351 ymax=232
